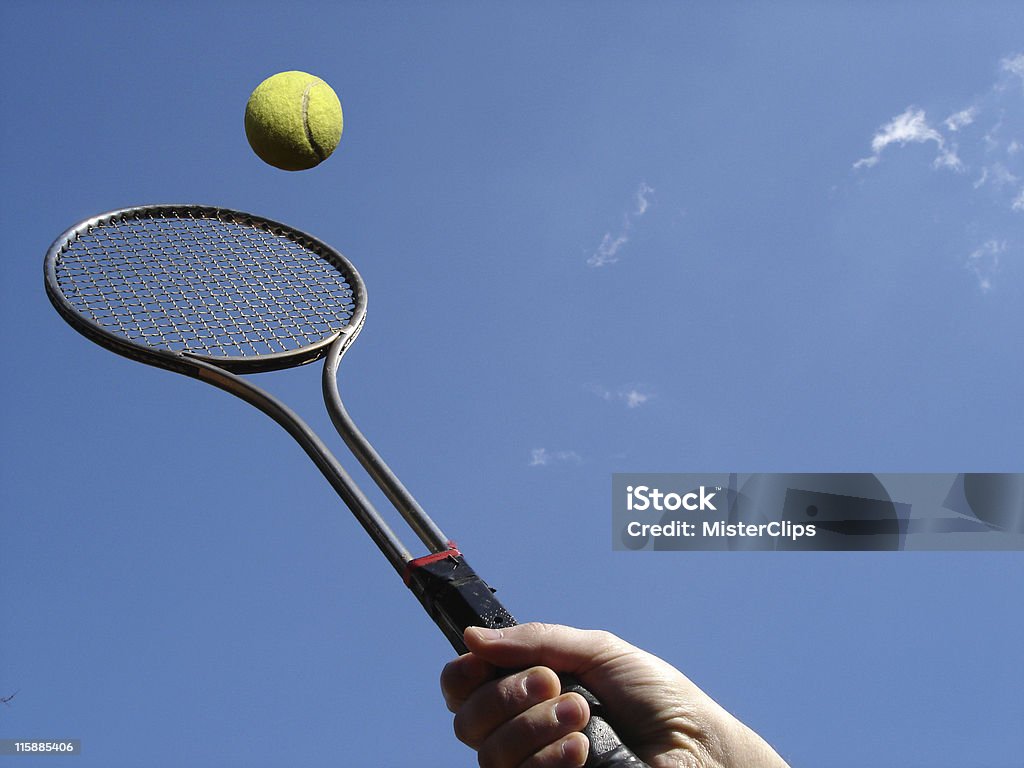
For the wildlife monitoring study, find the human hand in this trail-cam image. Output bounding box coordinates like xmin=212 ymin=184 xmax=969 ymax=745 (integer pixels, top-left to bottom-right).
xmin=440 ymin=623 xmax=788 ymax=768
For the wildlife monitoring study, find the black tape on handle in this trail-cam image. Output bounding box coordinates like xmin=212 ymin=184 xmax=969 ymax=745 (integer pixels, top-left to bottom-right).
xmin=405 ymin=551 xmax=650 ymax=768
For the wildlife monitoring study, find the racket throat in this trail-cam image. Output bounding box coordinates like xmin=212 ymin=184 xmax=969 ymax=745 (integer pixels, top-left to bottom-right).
xmin=403 ymin=549 xmax=517 ymax=654
xmin=322 ymin=342 xmax=452 ymax=554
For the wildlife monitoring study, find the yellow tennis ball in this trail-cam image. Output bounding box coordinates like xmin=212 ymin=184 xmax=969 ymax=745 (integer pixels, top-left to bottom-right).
xmin=244 ymin=71 xmax=343 ymax=171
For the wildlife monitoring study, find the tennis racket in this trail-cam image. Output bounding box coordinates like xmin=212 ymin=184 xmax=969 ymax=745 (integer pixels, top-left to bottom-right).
xmin=44 ymin=204 xmax=649 ymax=768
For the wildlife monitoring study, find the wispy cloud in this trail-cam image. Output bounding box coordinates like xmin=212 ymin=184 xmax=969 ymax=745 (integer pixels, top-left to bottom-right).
xmin=973 ymin=162 xmax=1019 ymax=191
xmin=853 ymin=52 xmax=1024 ymax=290
xmin=854 ymin=53 xmax=1024 ymax=198
xmin=945 ymin=107 xmax=977 ymax=132
xmin=623 ymin=389 xmax=650 ymax=408
xmin=853 ymin=107 xmax=962 ymax=171
xmin=528 ymin=448 xmax=582 ymax=467
xmin=1002 ymin=53 xmax=1024 ymax=86
xmin=966 ymin=240 xmax=1004 ymax=292
xmin=586 ymin=383 xmax=653 ymax=409
xmin=588 ymin=182 xmax=655 ymax=267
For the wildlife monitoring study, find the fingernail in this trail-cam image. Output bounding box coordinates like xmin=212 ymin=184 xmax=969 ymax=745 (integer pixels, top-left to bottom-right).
xmin=523 ymin=668 xmax=552 ymax=699
xmin=468 ymin=627 xmax=503 ymax=641
xmin=554 ymin=696 xmax=583 ymax=725
xmin=561 ymin=732 xmax=589 ymax=767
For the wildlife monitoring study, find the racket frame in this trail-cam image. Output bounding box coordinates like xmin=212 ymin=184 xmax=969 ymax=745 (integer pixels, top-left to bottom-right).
xmin=43 ymin=204 xmax=439 ymax=573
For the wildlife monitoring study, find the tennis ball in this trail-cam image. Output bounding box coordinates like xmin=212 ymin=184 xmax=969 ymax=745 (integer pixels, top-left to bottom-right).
xmin=244 ymin=71 xmax=343 ymax=171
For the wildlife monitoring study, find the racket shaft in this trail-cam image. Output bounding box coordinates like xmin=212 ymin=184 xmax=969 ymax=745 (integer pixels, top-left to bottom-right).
xmin=406 ymin=554 xmax=650 ymax=768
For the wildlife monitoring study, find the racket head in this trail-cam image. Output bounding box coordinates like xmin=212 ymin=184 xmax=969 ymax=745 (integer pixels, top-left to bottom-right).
xmin=44 ymin=204 xmax=366 ymax=375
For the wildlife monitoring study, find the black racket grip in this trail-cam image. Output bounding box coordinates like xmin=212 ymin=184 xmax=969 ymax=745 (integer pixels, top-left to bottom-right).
xmin=405 ymin=553 xmax=650 ymax=768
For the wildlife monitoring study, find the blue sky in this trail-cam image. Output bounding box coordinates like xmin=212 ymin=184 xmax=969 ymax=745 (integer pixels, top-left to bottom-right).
xmin=2 ymin=3 xmax=1022 ymax=767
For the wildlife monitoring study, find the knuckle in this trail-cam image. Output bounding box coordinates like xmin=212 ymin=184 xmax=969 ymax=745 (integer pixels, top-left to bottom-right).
xmin=586 ymin=628 xmax=620 ymax=647
xmin=584 ymin=628 xmax=629 ymax=660
xmin=496 ymin=671 xmax=530 ymax=710
xmin=522 ymin=621 xmax=559 ymax=637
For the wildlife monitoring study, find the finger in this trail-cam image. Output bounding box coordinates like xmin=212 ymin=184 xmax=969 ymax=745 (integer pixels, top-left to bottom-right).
xmin=463 ymin=623 xmax=625 ymax=674
xmin=453 ymin=666 xmax=562 ymax=749
xmin=440 ymin=652 xmax=497 ymax=713
xmin=523 ymin=732 xmax=590 ymax=768
xmin=476 ymin=693 xmax=590 ymax=768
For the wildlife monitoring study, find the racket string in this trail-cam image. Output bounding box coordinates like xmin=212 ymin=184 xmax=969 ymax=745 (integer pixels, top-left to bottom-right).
xmin=54 ymin=211 xmax=357 ymax=359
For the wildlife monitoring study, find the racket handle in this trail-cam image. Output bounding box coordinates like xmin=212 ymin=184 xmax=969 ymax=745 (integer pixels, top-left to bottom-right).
xmin=405 ymin=552 xmax=650 ymax=768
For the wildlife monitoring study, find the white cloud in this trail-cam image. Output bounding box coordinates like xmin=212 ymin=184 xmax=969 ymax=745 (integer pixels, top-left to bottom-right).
xmin=633 ymin=182 xmax=654 ymax=215
xmin=872 ymin=108 xmax=941 ymax=151
xmin=974 ymin=162 xmax=1019 ymax=191
xmin=853 ymin=52 xmax=1023 ymax=291
xmin=623 ymin=389 xmax=650 ymax=409
xmin=945 ymin=107 xmax=977 ymax=132
xmin=528 ymin=448 xmax=582 ymax=467
xmin=1001 ymin=53 xmax=1024 ymax=85
xmin=854 ymin=52 xmax=1023 ymax=187
xmin=853 ymin=107 xmax=961 ymax=171
xmin=934 ymin=145 xmax=964 ymax=171
xmin=586 ymin=383 xmax=653 ymax=408
xmin=589 ymin=233 xmax=628 ymax=267
xmin=966 ymin=240 xmax=1005 ymax=292
xmin=587 ymin=182 xmax=655 ymax=267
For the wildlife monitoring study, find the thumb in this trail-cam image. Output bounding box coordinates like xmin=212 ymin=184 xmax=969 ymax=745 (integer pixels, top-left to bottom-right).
xmin=463 ymin=622 xmax=628 ymax=676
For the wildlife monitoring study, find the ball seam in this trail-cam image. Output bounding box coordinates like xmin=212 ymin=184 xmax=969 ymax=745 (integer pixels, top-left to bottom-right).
xmin=301 ymin=81 xmax=328 ymax=162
